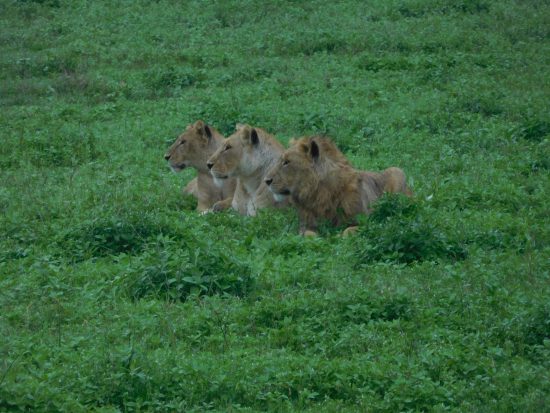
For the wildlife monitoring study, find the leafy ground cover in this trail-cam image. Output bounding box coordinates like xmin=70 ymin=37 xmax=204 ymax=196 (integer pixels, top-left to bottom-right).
xmin=1 ymin=0 xmax=549 ymax=411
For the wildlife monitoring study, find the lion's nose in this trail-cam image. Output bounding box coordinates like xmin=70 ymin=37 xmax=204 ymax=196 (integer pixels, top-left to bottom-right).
xmin=207 ymin=162 xmax=214 ymax=170
xmin=164 ymin=154 xmax=170 ymax=161
xmin=265 ymin=178 xmax=273 ymax=186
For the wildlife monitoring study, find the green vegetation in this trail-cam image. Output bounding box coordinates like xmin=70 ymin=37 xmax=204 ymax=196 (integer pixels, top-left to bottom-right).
xmin=1 ymin=0 xmax=549 ymax=411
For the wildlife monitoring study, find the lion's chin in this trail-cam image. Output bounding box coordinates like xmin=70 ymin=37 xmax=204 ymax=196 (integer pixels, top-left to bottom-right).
xmin=213 ymin=176 xmax=227 ymax=188
xmin=272 ymin=193 xmax=288 ymax=202
xmin=271 ymin=189 xmax=290 ymax=202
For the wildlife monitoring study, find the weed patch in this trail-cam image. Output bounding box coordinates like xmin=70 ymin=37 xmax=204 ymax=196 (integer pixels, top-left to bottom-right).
xmin=145 ymin=67 xmax=200 ymax=97
xmin=460 ymin=96 xmax=503 ymax=117
xmin=55 ymin=212 xmax=179 ymax=259
xmin=517 ymin=119 xmax=550 ymax=142
xmin=124 ymin=238 xmax=253 ymax=301
xmin=397 ymin=0 xmax=490 ymax=18
xmin=14 ymin=54 xmax=82 ymax=78
xmin=178 ymin=192 xmax=199 ymax=211
xmin=50 ymin=73 xmax=116 ymax=100
xmin=16 ymin=0 xmax=60 ymax=7
xmin=523 ymin=304 xmax=550 ymax=347
xmin=355 ymin=195 xmax=467 ymax=265
xmin=251 ymin=290 xmax=414 ymax=331
xmin=356 ymin=55 xmax=414 ymax=72
xmin=341 ymin=294 xmax=414 ymax=323
xmin=1 ymin=128 xmax=101 ymax=169
xmin=295 ymin=33 xmax=346 ymax=56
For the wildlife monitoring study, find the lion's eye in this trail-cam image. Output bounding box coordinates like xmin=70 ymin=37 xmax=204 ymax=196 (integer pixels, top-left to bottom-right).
xmin=179 ymin=140 xmax=186 ymax=145
xmin=282 ymin=159 xmax=289 ymax=166
xmin=224 ymin=145 xmax=231 ymax=151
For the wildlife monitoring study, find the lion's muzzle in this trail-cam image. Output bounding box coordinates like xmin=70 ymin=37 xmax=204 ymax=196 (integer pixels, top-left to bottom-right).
xmin=169 ymin=162 xmax=187 ymax=172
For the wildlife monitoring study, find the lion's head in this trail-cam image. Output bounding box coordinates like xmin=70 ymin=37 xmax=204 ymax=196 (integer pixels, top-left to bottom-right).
xmin=265 ymin=136 xmax=351 ymax=202
xmin=207 ymin=124 xmax=274 ymax=187
xmin=264 ymin=138 xmax=319 ymax=202
xmin=164 ymin=120 xmax=221 ymax=173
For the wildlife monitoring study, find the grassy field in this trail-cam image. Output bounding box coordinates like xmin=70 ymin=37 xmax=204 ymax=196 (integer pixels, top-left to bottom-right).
xmin=1 ymin=0 xmax=549 ymax=411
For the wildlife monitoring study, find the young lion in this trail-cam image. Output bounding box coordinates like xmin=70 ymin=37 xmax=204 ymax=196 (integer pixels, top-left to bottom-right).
xmin=264 ymin=136 xmax=413 ymax=235
xmin=164 ymin=120 xmax=236 ymax=212
xmin=206 ymin=124 xmax=287 ymax=216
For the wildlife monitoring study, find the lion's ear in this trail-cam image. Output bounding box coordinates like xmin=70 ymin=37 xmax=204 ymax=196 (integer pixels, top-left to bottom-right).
xmin=203 ymin=124 xmax=212 ymax=139
xmin=194 ymin=120 xmax=212 ymax=139
xmin=235 ymin=123 xmax=245 ymax=130
xmin=289 ymin=138 xmax=297 ymax=146
xmin=195 ymin=120 xmax=212 ymax=139
xmin=310 ymin=140 xmax=320 ymax=161
xmin=239 ymin=125 xmax=259 ymax=146
xmin=250 ymin=128 xmax=259 ymax=145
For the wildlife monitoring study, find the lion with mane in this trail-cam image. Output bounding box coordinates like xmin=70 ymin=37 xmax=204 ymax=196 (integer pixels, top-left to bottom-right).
xmin=264 ymin=136 xmax=412 ymax=235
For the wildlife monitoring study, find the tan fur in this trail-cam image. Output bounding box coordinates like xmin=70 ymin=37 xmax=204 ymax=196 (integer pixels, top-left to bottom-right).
xmin=264 ymin=136 xmax=413 ymax=235
xmin=183 ymin=177 xmax=198 ymax=197
xmin=207 ymin=124 xmax=287 ymax=216
xmin=164 ymin=120 xmax=236 ymax=212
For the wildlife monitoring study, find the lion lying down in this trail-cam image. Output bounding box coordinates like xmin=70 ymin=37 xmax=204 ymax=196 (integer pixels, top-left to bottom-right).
xmin=207 ymin=124 xmax=288 ymax=216
xmin=164 ymin=120 xmax=236 ymax=212
xmin=264 ymin=136 xmax=412 ymax=236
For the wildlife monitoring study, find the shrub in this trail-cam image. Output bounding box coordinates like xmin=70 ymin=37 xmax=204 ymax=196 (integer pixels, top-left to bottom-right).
xmin=17 ymin=0 xmax=60 ymax=6
xmin=2 ymin=129 xmax=102 ymax=169
xmin=125 ymin=237 xmax=253 ymax=301
xmin=367 ymin=192 xmax=419 ymax=223
xmin=355 ymin=195 xmax=467 ymax=265
xmin=145 ymin=67 xmax=200 ymax=96
xmin=15 ymin=54 xmax=80 ymax=78
xmin=56 ymin=212 xmax=180 ymax=259
xmin=250 ymin=290 xmax=414 ymax=330
xmin=179 ymin=192 xmax=198 ymax=211
xmin=298 ymin=111 xmax=330 ymax=135
xmin=340 ymin=293 xmax=415 ymax=323
xmin=356 ymin=55 xmax=414 ymax=72
xmin=518 ymin=119 xmax=550 ymax=142
xmin=523 ymin=304 xmax=550 ymax=347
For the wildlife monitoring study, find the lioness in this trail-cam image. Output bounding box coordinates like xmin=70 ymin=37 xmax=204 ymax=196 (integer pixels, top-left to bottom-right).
xmin=264 ymin=136 xmax=413 ymax=235
xmin=164 ymin=120 xmax=236 ymax=212
xmin=207 ymin=124 xmax=287 ymax=216
xmin=181 ymin=177 xmax=199 ymax=198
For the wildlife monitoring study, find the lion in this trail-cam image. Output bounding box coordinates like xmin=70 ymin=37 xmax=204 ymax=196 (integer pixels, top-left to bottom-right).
xmin=206 ymin=124 xmax=287 ymax=216
xmin=164 ymin=120 xmax=236 ymax=212
xmin=182 ymin=177 xmax=198 ymax=198
xmin=264 ymin=136 xmax=413 ymax=235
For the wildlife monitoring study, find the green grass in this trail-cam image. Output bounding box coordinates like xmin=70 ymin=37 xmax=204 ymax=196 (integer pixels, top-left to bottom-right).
xmin=1 ymin=0 xmax=549 ymax=411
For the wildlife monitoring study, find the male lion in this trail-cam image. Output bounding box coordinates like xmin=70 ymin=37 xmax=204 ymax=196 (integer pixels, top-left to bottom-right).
xmin=207 ymin=124 xmax=287 ymax=216
xmin=164 ymin=120 xmax=236 ymax=212
xmin=264 ymin=136 xmax=413 ymax=235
